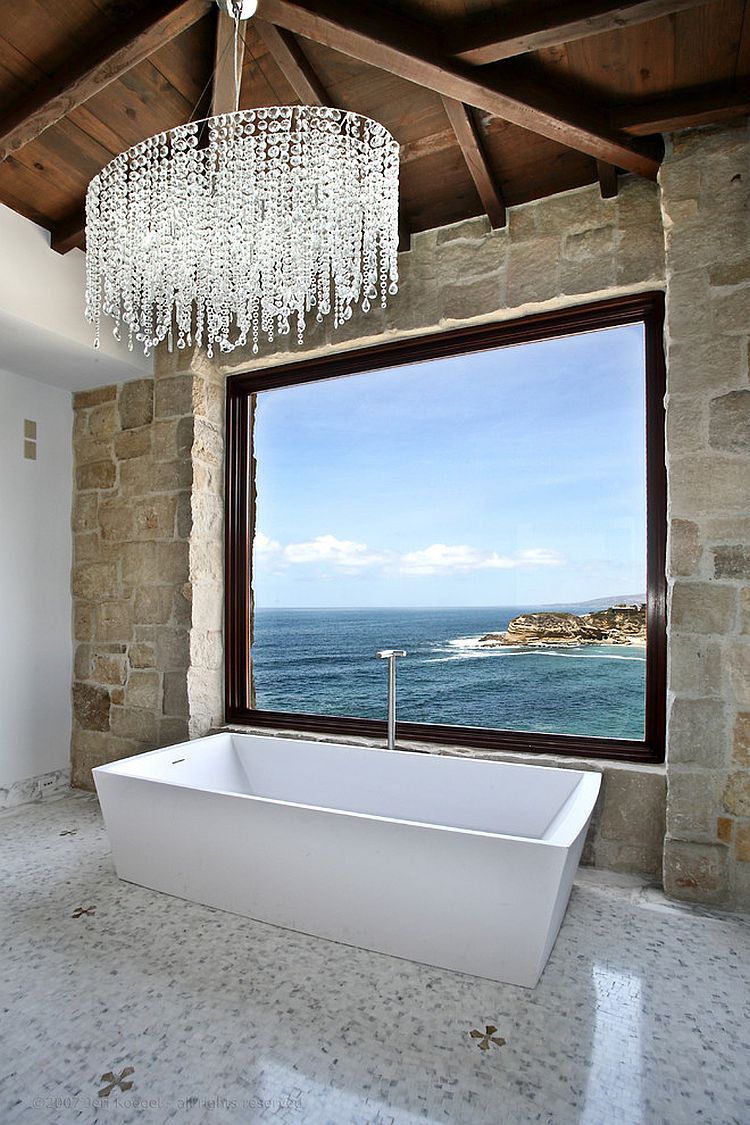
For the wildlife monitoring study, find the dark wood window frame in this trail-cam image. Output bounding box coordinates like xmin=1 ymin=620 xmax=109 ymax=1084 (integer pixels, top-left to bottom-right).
xmin=225 ymin=291 xmax=667 ymax=764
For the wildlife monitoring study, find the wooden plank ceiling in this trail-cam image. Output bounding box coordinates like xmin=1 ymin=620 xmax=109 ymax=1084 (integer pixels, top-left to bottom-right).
xmin=0 ymin=0 xmax=747 ymax=254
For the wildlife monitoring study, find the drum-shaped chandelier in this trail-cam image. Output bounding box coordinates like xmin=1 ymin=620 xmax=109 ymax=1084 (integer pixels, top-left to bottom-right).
xmin=85 ymin=2 xmax=400 ymax=357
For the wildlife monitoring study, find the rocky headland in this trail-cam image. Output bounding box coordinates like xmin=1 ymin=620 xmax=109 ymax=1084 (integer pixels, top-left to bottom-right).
xmin=479 ymin=603 xmax=646 ymax=648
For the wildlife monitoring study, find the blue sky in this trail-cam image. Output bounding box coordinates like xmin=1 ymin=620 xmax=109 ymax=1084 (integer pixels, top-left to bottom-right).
xmin=253 ymin=323 xmax=647 ymax=608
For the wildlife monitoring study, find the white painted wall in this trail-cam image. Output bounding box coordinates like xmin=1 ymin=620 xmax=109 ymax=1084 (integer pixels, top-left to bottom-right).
xmin=0 ymin=368 xmax=72 ymax=789
xmin=0 ymin=204 xmax=151 ymax=391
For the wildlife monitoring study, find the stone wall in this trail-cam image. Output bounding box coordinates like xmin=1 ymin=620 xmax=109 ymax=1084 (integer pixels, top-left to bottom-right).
xmin=659 ymin=121 xmax=750 ymax=908
xmin=70 ymin=152 xmax=750 ymax=900
xmin=70 ymin=361 xmax=225 ymax=787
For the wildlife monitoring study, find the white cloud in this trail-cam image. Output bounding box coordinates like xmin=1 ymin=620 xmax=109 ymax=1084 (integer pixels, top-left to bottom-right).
xmin=399 ymin=543 xmax=565 ymax=576
xmin=283 ymin=534 xmax=386 ymax=569
xmin=254 ymin=531 xmax=564 ymax=576
xmin=254 ymin=531 xmax=281 ymax=554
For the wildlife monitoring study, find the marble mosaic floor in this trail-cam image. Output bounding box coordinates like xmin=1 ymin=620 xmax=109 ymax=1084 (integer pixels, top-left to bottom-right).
xmin=1 ymin=792 xmax=749 ymax=1125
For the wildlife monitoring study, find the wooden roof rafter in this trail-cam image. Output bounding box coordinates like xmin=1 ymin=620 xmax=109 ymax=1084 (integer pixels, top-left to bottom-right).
xmin=448 ymin=0 xmax=714 ymax=66
xmin=441 ymin=97 xmax=506 ymax=228
xmin=253 ymin=0 xmax=662 ymax=179
xmin=0 ymin=0 xmax=213 ymax=163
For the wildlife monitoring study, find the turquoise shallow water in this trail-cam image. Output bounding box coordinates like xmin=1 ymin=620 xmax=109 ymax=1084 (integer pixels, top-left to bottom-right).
xmin=252 ymin=606 xmax=646 ymax=740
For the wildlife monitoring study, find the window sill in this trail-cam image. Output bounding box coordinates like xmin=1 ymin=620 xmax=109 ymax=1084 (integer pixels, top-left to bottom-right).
xmin=222 ymin=719 xmax=666 ymax=775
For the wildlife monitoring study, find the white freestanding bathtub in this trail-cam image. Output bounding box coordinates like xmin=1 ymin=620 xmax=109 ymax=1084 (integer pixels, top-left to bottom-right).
xmin=93 ymin=733 xmax=601 ymax=988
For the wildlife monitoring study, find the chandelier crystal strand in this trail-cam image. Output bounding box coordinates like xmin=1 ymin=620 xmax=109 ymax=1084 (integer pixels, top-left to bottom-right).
xmin=85 ymin=107 xmax=400 ymax=356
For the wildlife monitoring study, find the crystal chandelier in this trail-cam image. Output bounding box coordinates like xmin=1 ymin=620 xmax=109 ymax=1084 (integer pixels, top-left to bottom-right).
xmin=84 ymin=7 xmax=399 ymax=357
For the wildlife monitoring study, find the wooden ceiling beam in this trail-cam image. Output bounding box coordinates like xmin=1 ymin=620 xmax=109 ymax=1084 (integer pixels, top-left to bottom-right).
xmin=450 ymin=0 xmax=711 ymax=66
xmin=596 ymin=160 xmax=619 ymax=198
xmin=212 ymin=8 xmax=246 ymax=116
xmin=611 ymin=82 xmax=750 ymax=136
xmin=441 ymin=97 xmax=506 ymax=227
xmin=253 ymin=18 xmax=330 ymax=104
xmin=0 ymin=0 xmax=213 ymax=163
xmin=51 ymin=211 xmax=86 ymax=254
xmin=255 ymin=0 xmax=663 ymax=180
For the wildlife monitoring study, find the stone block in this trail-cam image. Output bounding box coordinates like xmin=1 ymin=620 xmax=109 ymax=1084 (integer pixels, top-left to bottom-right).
xmin=188 ymin=540 xmax=222 ymax=582
xmin=616 ymin=224 xmax=665 ymax=286
xmin=96 ymin=600 xmax=132 ymax=642
xmin=73 ymin=562 xmax=118 ymax=601
xmin=663 ymin=839 xmax=728 ymax=904
xmin=75 ymin=434 xmax=113 ymax=467
xmin=435 ymin=227 xmax=508 ymax=278
xmin=126 ymin=668 xmax=162 ymax=711
xmin=667 ymin=697 xmax=728 ymax=766
xmin=99 ymin=499 xmax=134 ymax=542
xmin=561 ymin=252 xmax=616 ymax=296
xmin=191 ymin=581 xmax=223 ymax=631
xmin=74 ymin=643 xmax=92 ymax=681
xmin=191 ymin=629 xmax=223 ymax=671
xmin=156 ymin=628 xmax=190 ymax=671
xmin=134 ymin=586 xmax=173 ymax=624
xmin=73 ymin=682 xmax=110 ymax=732
xmin=668 ymin=518 xmax=702 ymax=577
xmin=129 ymin=642 xmax=156 ymax=669
xmin=665 ymin=269 xmax=712 ymax=339
xmin=119 ymin=379 xmax=154 ymax=429
xmin=76 ymin=459 xmax=115 ymax=491
xmin=533 ymin=185 xmax=603 ymax=235
xmin=110 ymin=705 xmax=158 ymax=743
xmin=717 ymin=816 xmax=733 ymax=844
xmin=87 ymin=402 xmax=119 ymax=439
xmin=712 ymin=285 xmax=750 ymax=335
xmin=666 ymin=336 xmax=742 ymax=395
xmin=713 ymin=546 xmax=750 ymax=580
xmin=709 ymin=389 xmax=750 ymax=453
xmin=155 ymin=373 xmax=195 ymax=418
xmin=72 ymin=493 xmax=99 ymax=533
xmin=120 ymin=542 xmax=159 ymax=588
xmin=598 ymin=768 xmax=666 ymax=856
xmin=734 ymin=712 xmax=750 ymax=765
xmin=163 ymin=670 xmax=188 ymax=716
xmin=736 ymin=821 xmax=750 ymax=861
xmin=670 ymin=581 xmax=737 ymax=634
xmin=172 ymin=583 xmax=193 ymax=628
xmin=91 ymin=652 xmax=127 ymax=685
xmin=727 ymin=640 xmax=750 ymax=705
xmin=723 ymin=771 xmax=750 ymax=816
xmin=157 ymin=540 xmax=190 ymax=584
xmin=160 ymin=717 xmax=189 ymax=746
xmin=192 ymin=417 xmax=223 ymax=467
xmin=176 ymin=490 xmax=193 ymax=539
xmin=132 ymin=495 xmax=178 ymax=541
xmin=507 ymin=236 xmax=560 ymax=306
xmin=666 ymin=396 xmax=706 ymax=456
xmin=741 ymin=588 xmax=750 ymax=634
xmin=440 ymin=272 xmax=505 ymax=322
xmin=563 ymin=224 xmax=616 ymax=261
xmin=384 ymin=261 xmax=443 ymax=330
xmin=114 ymin=427 xmax=152 ymax=460
xmin=150 ymin=459 xmax=193 ymax=492
xmin=74 ymin=602 xmax=95 ymax=641
xmin=74 ymin=385 xmax=116 ymax=410
xmin=709 ymin=259 xmax=750 ymax=287
xmin=670 ymin=455 xmax=750 ymax=515
xmin=667 ymin=770 xmax=722 ymax=838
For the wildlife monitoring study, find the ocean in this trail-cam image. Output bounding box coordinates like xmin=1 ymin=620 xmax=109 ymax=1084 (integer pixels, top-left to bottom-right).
xmin=252 ymin=606 xmax=646 ymax=740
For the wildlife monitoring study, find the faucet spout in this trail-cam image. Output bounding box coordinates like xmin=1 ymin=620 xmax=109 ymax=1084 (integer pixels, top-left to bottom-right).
xmin=376 ymin=649 xmax=406 ymax=750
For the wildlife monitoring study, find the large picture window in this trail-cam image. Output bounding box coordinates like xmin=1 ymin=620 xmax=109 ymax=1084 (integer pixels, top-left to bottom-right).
xmin=226 ymin=294 xmax=666 ymax=763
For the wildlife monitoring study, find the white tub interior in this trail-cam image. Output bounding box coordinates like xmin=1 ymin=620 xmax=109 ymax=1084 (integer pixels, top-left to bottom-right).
xmin=105 ymin=732 xmax=584 ymax=840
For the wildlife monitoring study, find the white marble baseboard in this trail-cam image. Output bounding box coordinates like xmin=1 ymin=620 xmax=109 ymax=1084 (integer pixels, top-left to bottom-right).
xmin=0 ymin=767 xmax=70 ymax=811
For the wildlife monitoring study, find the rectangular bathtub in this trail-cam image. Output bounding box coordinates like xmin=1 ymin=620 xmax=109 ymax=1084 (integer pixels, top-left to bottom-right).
xmin=93 ymin=733 xmax=601 ymax=988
